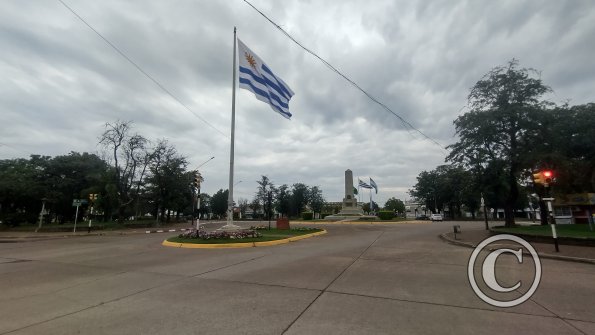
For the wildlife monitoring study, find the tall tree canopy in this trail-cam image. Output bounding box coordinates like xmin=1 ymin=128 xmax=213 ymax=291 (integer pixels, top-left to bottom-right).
xmin=447 ymin=60 xmax=551 ymax=227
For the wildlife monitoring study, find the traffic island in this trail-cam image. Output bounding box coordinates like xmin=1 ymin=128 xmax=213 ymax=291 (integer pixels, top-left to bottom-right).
xmin=162 ymin=228 xmax=326 ymax=249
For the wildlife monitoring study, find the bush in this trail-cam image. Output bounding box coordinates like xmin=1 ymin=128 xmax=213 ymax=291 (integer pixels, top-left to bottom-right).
xmin=302 ymin=212 xmax=314 ymax=220
xmin=378 ymin=211 xmax=395 ymax=220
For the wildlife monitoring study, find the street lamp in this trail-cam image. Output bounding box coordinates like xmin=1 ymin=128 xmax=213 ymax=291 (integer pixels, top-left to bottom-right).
xmin=481 ymin=193 xmax=488 ymax=230
xmin=197 ymin=156 xmax=215 ymax=169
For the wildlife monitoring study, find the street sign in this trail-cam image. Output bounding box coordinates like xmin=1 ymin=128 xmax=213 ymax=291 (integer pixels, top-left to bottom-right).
xmin=72 ymin=199 xmax=88 ymax=206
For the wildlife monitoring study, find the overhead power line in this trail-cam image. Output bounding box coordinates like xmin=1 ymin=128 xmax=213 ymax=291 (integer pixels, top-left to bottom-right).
xmin=243 ymin=0 xmax=445 ymax=150
xmin=57 ymin=0 xmax=229 ymax=139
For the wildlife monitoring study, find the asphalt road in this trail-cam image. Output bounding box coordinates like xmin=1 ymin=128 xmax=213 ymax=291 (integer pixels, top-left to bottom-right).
xmin=1 ymin=221 xmax=594 ymax=334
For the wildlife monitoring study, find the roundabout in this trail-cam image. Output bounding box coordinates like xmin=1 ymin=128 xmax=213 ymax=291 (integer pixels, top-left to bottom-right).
xmin=162 ymin=228 xmax=327 ymax=249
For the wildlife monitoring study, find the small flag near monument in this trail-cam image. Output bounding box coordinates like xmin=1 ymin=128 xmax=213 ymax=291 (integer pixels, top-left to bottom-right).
xmin=359 ymin=179 xmax=372 ymax=189
xmin=353 ymin=187 xmax=358 ymax=195
xmin=237 ymin=39 xmax=294 ymax=119
xmin=370 ymin=178 xmax=378 ymax=194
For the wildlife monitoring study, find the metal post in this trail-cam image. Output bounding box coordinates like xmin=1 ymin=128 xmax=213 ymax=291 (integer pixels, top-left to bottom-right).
xmin=88 ymin=205 xmax=93 ymax=233
xmin=73 ymin=205 xmax=80 ymax=233
xmin=192 ymin=189 xmax=196 ymax=227
xmin=36 ymin=199 xmax=47 ymax=233
xmin=544 ymin=197 xmax=559 ymax=252
xmin=220 ymin=27 xmax=241 ymax=231
xmin=481 ymin=193 xmax=488 ymax=230
xmin=196 ymin=187 xmax=201 ymax=230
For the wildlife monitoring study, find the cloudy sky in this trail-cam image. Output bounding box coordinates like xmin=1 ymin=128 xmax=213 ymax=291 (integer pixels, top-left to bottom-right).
xmin=1 ymin=0 xmax=594 ymax=205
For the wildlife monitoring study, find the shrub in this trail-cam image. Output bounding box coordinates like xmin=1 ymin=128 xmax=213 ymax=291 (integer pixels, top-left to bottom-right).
xmin=302 ymin=212 xmax=314 ymax=220
xmin=378 ymin=211 xmax=395 ymax=220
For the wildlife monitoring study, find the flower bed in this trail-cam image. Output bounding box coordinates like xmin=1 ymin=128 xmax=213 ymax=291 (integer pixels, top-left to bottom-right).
xmin=178 ymin=227 xmax=261 ymax=240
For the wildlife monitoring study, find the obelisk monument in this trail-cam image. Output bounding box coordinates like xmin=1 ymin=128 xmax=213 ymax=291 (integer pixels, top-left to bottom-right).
xmin=338 ymin=169 xmax=363 ymax=215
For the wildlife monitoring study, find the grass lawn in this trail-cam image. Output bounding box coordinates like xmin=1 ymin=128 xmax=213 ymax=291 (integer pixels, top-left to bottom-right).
xmin=492 ymin=224 xmax=595 ymax=239
xmin=168 ymin=228 xmax=324 ymax=244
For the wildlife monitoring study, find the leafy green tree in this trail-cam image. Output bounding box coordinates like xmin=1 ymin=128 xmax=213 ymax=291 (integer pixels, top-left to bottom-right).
xmin=255 ymin=175 xmax=275 ymax=221
xmin=274 ymin=184 xmax=291 ymax=217
xmin=362 ymin=201 xmax=379 ymax=213
xmin=145 ymin=140 xmax=188 ymax=223
xmin=290 ymin=183 xmax=310 ymax=217
xmin=384 ymin=197 xmax=405 ymax=213
xmin=447 ymin=60 xmax=551 ymax=227
xmin=211 ymin=189 xmax=229 ymax=218
xmin=308 ymin=186 xmax=325 ymax=218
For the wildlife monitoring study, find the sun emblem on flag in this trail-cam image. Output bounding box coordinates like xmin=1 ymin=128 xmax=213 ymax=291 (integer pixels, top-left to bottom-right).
xmin=245 ymin=52 xmax=257 ymax=69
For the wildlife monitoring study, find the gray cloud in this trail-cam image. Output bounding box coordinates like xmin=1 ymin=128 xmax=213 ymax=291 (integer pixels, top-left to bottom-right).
xmin=1 ymin=0 xmax=594 ymax=205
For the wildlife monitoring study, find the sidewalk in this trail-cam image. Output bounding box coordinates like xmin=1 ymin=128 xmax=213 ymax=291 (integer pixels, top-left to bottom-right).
xmin=441 ymin=229 xmax=595 ymax=264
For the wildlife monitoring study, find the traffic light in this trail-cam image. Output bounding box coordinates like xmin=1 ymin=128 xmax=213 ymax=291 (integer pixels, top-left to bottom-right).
xmin=543 ymin=170 xmax=553 ymax=185
xmin=533 ymin=170 xmax=554 ymax=187
xmin=192 ymin=173 xmax=201 ymax=188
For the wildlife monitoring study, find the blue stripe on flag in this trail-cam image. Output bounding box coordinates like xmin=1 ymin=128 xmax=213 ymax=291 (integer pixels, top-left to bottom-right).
xmin=238 ymin=78 xmax=292 ymax=118
xmin=239 ymin=66 xmax=290 ymax=104
xmin=261 ymin=64 xmax=292 ymax=99
xmin=240 ymin=67 xmax=289 ymax=108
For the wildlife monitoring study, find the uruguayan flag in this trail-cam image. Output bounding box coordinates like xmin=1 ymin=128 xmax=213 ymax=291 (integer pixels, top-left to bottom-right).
xmin=237 ymin=39 xmax=294 ymax=119
xmin=370 ymin=178 xmax=378 ymax=194
xmin=359 ymin=179 xmax=372 ymax=189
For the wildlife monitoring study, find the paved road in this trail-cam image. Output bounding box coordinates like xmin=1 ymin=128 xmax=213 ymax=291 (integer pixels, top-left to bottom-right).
xmin=1 ymin=221 xmax=594 ymax=334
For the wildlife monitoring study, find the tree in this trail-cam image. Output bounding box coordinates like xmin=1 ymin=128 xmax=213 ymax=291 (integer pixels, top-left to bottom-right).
xmin=211 ymin=189 xmax=229 ymax=218
xmin=237 ymin=198 xmax=249 ymax=218
xmin=447 ymin=60 xmax=551 ymax=227
xmin=289 ymin=183 xmax=310 ymax=217
xmin=384 ymin=197 xmax=405 ymax=214
xmin=144 ymin=139 xmax=188 ymax=223
xmin=362 ymin=201 xmax=379 ymax=213
xmin=255 ymin=176 xmax=275 ymax=221
xmin=249 ymin=198 xmax=262 ymax=218
xmin=99 ymin=120 xmax=151 ymax=222
xmin=308 ymin=186 xmax=325 ymax=218
xmin=274 ymin=184 xmax=291 ymax=217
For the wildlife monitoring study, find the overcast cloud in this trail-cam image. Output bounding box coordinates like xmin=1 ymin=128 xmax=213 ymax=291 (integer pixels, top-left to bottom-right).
xmin=1 ymin=0 xmax=594 ymax=205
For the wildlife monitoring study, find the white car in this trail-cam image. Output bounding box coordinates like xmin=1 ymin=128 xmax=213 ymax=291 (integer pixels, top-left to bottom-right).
xmin=430 ymin=213 xmax=443 ymax=222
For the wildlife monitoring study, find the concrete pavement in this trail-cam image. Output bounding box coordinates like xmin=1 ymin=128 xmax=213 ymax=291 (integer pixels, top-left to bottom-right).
xmin=0 ymin=221 xmax=594 ymax=334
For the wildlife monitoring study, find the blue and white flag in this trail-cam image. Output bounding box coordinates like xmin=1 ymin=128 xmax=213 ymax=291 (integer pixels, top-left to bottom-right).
xmin=370 ymin=178 xmax=378 ymax=194
xmin=237 ymin=39 xmax=294 ymax=119
xmin=359 ymin=179 xmax=372 ymax=189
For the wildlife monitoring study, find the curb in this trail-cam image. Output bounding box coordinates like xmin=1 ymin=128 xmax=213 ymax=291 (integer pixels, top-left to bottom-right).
xmin=439 ymin=233 xmax=595 ymax=265
xmin=146 ymin=228 xmax=189 ymax=234
xmin=301 ymin=221 xmax=429 ymax=225
xmin=162 ymin=229 xmax=327 ymax=249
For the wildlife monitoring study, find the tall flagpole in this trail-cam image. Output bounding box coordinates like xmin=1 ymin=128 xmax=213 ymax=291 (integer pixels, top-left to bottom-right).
xmin=221 ymin=27 xmax=241 ymax=230
xmin=369 ymin=187 xmax=373 ymax=215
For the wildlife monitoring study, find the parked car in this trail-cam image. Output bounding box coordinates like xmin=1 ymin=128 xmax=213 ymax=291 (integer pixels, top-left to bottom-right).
xmin=430 ymin=213 xmax=443 ymax=222
xmin=415 ymin=214 xmax=429 ymax=220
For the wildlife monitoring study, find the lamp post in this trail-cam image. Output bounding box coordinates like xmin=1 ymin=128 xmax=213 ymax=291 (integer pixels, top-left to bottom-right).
xmin=35 ymin=197 xmax=48 ymax=233
xmin=481 ymin=193 xmax=488 ymax=230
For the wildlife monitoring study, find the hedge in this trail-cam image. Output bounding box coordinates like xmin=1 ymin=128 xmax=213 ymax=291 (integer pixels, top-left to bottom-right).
xmin=302 ymin=212 xmax=314 ymax=220
xmin=378 ymin=211 xmax=395 ymax=220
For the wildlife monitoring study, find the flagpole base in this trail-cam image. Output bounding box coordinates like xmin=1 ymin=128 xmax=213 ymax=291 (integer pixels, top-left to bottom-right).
xmin=218 ymin=224 xmax=244 ymax=231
